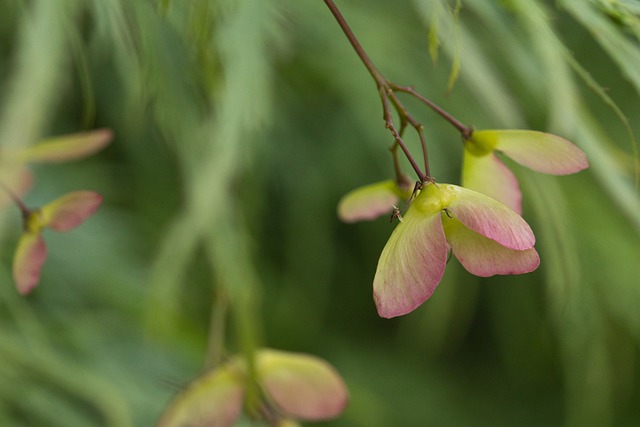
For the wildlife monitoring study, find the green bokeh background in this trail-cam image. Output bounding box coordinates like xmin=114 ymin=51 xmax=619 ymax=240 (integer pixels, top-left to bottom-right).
xmin=1 ymin=0 xmax=639 ymax=426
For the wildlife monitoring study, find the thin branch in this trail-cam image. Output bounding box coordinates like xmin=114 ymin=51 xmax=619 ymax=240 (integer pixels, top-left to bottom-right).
xmin=390 ymin=149 xmax=413 ymax=195
xmin=323 ymin=0 xmax=387 ymax=88
xmin=325 ymin=0 xmax=428 ymax=182
xmin=389 ymin=83 xmax=473 ymax=139
xmin=204 ymin=289 xmax=229 ymax=371
xmin=388 ymin=92 xmax=431 ymax=178
xmin=325 ymin=0 xmax=473 ymax=184
xmin=0 ymin=181 xmax=31 ymax=219
xmin=378 ymin=86 xmax=428 ymax=182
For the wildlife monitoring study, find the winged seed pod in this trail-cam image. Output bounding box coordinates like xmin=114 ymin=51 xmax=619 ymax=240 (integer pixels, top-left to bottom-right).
xmin=12 ymin=128 xmax=113 ymax=164
xmin=12 ymin=191 xmax=102 ymax=294
xmin=462 ymin=130 xmax=588 ymax=214
xmin=373 ymin=182 xmax=539 ymax=318
xmin=157 ymin=349 xmax=348 ymax=427
xmin=0 ymin=128 xmax=112 ymax=208
xmin=337 ymin=179 xmax=414 ymax=223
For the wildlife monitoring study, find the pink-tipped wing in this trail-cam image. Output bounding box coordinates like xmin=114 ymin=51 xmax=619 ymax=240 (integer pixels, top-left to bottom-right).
xmin=445 ymin=184 xmax=535 ymax=251
xmin=443 ymin=216 xmax=540 ymax=276
xmin=337 ymin=181 xmax=405 ymax=223
xmin=156 ymin=367 xmax=244 ymax=427
xmin=481 ymin=130 xmax=589 ymax=175
xmin=20 ymin=128 xmax=113 ymax=163
xmin=461 ymin=149 xmax=523 ymax=215
xmin=13 ymin=232 xmax=47 ymax=295
xmin=41 ymin=191 xmax=102 ymax=232
xmin=373 ymin=208 xmax=447 ymax=318
xmin=258 ymin=349 xmax=349 ymax=421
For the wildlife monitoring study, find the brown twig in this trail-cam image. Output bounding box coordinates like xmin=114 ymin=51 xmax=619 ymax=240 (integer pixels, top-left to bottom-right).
xmin=323 ymin=0 xmax=473 ymax=179
xmin=389 ymin=83 xmax=473 ymax=139
xmin=0 ymin=181 xmax=31 ymax=219
xmin=324 ymin=0 xmax=428 ymax=182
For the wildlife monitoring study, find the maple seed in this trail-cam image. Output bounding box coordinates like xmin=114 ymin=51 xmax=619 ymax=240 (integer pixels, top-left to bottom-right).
xmin=12 ymin=191 xmax=103 ymax=294
xmin=373 ymin=182 xmax=539 ymax=318
xmin=337 ymin=180 xmax=413 ymax=223
xmin=462 ymin=129 xmax=589 ymax=214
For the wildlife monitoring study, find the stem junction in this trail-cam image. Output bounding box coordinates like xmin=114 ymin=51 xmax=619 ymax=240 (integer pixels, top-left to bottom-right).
xmin=323 ymin=0 xmax=473 ymax=182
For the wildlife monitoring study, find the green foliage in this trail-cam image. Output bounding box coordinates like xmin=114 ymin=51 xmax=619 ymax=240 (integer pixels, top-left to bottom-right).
xmin=0 ymin=0 xmax=639 ymax=426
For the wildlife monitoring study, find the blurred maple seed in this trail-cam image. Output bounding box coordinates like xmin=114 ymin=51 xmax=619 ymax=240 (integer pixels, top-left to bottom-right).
xmin=337 ymin=179 xmax=414 ymax=223
xmin=12 ymin=191 xmax=103 ymax=295
xmin=12 ymin=128 xmax=113 ymax=164
xmin=157 ymin=349 xmax=349 ymax=427
xmin=0 ymin=128 xmax=113 ymax=208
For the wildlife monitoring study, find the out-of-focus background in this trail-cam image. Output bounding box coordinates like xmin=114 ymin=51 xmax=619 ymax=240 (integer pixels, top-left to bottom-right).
xmin=0 ymin=0 xmax=639 ymax=426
